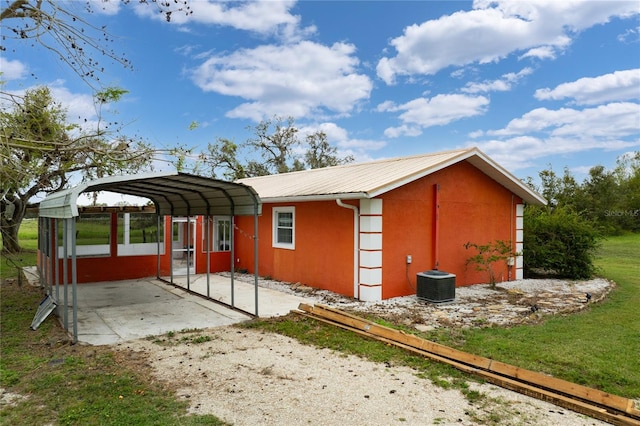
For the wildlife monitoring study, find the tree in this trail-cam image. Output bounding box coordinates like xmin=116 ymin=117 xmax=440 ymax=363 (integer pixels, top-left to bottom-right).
xmin=526 ymin=157 xmax=640 ymax=235
xmin=615 ymin=152 xmax=640 ymax=232
xmin=534 ymin=166 xmax=582 ymax=211
xmin=523 ymin=206 xmax=601 ymax=279
xmin=304 ymin=131 xmax=354 ymax=169
xmin=0 ymin=86 xmax=154 ymax=253
xmin=246 ymin=116 xmax=301 ymax=175
xmin=202 ymin=116 xmax=353 ymax=179
xmin=201 ymin=138 xmax=248 ymax=181
xmin=1 ymin=0 xmax=191 ymax=88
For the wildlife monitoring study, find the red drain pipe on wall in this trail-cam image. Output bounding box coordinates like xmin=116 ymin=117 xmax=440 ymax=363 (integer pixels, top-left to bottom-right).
xmin=433 ymin=183 xmax=440 ymax=270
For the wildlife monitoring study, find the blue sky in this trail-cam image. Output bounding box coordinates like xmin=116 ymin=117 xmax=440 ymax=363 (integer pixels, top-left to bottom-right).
xmin=3 ymin=0 xmax=640 ymax=202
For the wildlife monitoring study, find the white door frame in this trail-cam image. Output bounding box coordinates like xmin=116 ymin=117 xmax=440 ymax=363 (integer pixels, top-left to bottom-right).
xmin=172 ymin=216 xmax=196 ymax=274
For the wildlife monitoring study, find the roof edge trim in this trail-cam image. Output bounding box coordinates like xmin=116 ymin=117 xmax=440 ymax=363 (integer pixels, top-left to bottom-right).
xmin=367 ymin=149 xmax=473 ymax=198
xmin=259 ymin=192 xmax=367 ymax=204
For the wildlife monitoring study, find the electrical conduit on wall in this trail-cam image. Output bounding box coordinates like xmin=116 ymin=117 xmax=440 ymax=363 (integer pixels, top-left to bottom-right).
xmin=336 ymin=199 xmax=359 ymax=299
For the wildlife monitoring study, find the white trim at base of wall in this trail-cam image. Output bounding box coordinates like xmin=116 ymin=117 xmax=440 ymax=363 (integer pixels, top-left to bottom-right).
xmin=359 ymin=199 xmax=383 ymax=301
xmin=359 ymin=284 xmax=382 ymax=302
xmin=515 ymin=203 xmax=524 ymax=280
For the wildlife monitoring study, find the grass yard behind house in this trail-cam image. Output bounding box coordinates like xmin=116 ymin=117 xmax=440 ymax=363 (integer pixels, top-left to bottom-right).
xmin=248 ymin=233 xmax=640 ymax=400
xmin=1 ymin=226 xmax=638 ymax=425
xmin=428 ymin=233 xmax=640 ymax=399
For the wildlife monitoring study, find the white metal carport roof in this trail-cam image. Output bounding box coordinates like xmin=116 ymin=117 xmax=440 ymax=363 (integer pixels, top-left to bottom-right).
xmin=38 ymin=171 xmax=261 ymax=219
xmin=36 ymin=172 xmax=262 ymax=343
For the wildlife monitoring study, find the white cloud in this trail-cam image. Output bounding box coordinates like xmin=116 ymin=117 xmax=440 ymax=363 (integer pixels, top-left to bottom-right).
xmin=469 ymin=101 xmax=640 ymax=170
xmin=190 ymin=41 xmax=372 ymax=121
xmin=377 ymin=0 xmax=639 ymax=84
xmin=133 ymin=0 xmax=315 ymax=41
xmin=519 ymin=45 xmax=558 ymax=60
xmin=47 ymin=81 xmax=99 ymax=132
xmin=381 ymin=94 xmax=490 ymax=137
xmin=89 ymin=0 xmax=121 ymax=15
xmin=617 ymin=26 xmax=640 ymax=43
xmin=468 ymin=129 xmax=484 ymax=138
xmin=299 ymin=122 xmax=386 ymax=161
xmin=471 ymin=134 xmax=640 ymax=171
xmin=488 ymin=102 xmax=640 ymax=138
xmin=0 ymin=57 xmax=27 ymax=80
xmin=462 ymin=67 xmax=533 ymax=94
xmin=535 ymin=69 xmax=640 ymax=105
xmin=383 ymin=125 xmax=423 ymax=139
xmin=1 ymin=80 xmax=99 ymax=132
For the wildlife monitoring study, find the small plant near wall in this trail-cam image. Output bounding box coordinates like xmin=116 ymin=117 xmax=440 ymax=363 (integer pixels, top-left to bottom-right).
xmin=464 ymin=240 xmax=516 ymax=289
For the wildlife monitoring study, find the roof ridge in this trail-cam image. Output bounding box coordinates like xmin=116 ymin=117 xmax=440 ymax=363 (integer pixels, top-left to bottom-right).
xmin=239 ymin=147 xmax=476 ymax=181
xmin=363 ymin=147 xmax=475 ymax=165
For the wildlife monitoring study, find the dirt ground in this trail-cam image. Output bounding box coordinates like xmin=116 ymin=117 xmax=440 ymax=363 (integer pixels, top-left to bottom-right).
xmin=112 ymin=277 xmax=617 ymax=426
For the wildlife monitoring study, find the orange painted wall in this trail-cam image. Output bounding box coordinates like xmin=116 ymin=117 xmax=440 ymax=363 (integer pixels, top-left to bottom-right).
xmin=236 ymin=160 xmax=522 ymax=300
xmin=38 ymin=159 xmax=522 ymax=298
xmin=44 ymin=215 xmax=231 ymax=284
xmin=381 ymin=160 xmax=521 ymax=298
xmin=192 ymin=217 xmax=233 ymax=273
xmin=234 ymin=201 xmax=356 ymax=296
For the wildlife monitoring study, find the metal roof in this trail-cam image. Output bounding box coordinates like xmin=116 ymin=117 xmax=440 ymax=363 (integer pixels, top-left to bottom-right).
xmin=237 ymin=148 xmax=546 ymax=205
xmin=39 ymin=171 xmax=261 ymax=219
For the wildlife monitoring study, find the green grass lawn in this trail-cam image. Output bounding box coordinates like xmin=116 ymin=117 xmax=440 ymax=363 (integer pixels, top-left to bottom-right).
xmin=248 ymin=234 xmax=640 ymax=400
xmin=0 ymin=219 xmax=38 ymax=281
xmin=1 ymin=220 xmax=228 ymax=425
xmin=429 ymin=233 xmax=640 ymax=398
xmin=1 ymin=225 xmax=638 ymax=425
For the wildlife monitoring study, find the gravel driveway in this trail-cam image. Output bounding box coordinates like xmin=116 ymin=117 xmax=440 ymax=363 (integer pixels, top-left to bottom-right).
xmin=116 ymin=277 xmax=616 ymax=425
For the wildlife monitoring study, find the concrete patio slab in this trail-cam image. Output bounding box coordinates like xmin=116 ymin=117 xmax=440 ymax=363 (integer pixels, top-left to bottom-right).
xmin=36 ymin=273 xmax=314 ymax=346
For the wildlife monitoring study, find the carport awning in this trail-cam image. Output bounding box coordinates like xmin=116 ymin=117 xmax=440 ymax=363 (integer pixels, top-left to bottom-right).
xmin=38 ymin=172 xmax=262 ymax=218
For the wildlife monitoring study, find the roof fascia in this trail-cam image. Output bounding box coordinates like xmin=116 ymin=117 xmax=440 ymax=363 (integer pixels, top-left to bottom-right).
xmin=259 ymin=192 xmax=367 ymax=204
xmin=465 ymin=151 xmax=547 ymax=205
xmin=367 ymin=149 xmax=473 ymax=198
xmin=366 ymin=148 xmax=546 ymax=206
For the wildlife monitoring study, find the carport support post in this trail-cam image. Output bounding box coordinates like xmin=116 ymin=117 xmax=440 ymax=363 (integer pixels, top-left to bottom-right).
xmin=169 ymin=215 xmax=174 ymax=284
xmin=71 ymin=218 xmax=78 ymax=343
xmin=186 ymin=215 xmax=191 ymax=291
xmin=230 ymin=216 xmax=235 ymax=308
xmin=156 ymin=215 xmax=161 ymax=279
xmin=49 ymin=219 xmax=55 ymax=297
xmin=253 ymin=203 xmax=259 ymax=317
xmin=230 ymin=206 xmax=235 ymax=308
xmin=53 ymin=219 xmax=59 ymax=305
xmin=63 ymin=219 xmax=69 ymax=330
xmin=205 ymin=216 xmax=211 ymax=298
xmin=42 ymin=218 xmax=49 ymax=293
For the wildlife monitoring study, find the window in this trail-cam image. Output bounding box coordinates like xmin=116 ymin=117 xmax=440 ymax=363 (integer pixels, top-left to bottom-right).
xmin=117 ymin=213 xmax=163 ymax=244
xmin=273 ymin=207 xmax=295 ymax=249
xmin=58 ymin=213 xmax=111 ymax=257
xmin=117 ymin=213 xmax=164 ymax=256
xmin=204 ymin=217 xmax=232 ymax=252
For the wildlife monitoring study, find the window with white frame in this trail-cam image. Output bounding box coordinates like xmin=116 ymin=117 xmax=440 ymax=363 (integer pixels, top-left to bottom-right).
xmin=273 ymin=207 xmax=295 ymax=249
xmin=204 ymin=216 xmax=232 ymax=252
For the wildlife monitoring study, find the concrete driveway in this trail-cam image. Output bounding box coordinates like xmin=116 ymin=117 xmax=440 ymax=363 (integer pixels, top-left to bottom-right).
xmin=29 ymin=271 xmax=313 ymax=346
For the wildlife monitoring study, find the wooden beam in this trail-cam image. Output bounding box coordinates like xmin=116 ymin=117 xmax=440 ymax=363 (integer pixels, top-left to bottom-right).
xmin=296 ymin=304 xmax=640 ymax=425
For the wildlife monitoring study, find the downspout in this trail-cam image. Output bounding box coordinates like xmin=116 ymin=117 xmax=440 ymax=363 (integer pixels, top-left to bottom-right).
xmin=433 ymin=184 xmax=440 ymax=270
xmin=336 ymin=199 xmax=359 ymax=299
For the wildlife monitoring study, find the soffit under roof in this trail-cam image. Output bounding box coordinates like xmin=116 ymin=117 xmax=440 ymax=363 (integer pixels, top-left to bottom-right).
xmin=238 ymin=148 xmax=546 ymax=205
xmin=38 ymin=172 xmax=261 ymax=219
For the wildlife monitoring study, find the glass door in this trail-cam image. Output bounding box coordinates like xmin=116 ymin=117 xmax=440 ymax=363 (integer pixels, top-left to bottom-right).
xmin=172 ymin=217 xmax=196 ymax=275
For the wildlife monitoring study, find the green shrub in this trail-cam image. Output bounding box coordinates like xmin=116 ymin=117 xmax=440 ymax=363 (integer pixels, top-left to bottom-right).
xmin=523 ymin=206 xmax=602 ymax=279
xmin=464 ymin=240 xmax=515 ymax=288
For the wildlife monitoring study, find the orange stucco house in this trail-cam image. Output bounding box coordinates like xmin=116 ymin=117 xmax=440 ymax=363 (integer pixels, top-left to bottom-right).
xmin=38 ymin=148 xmax=545 ymax=303
xmin=233 ymin=148 xmax=545 ymax=301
